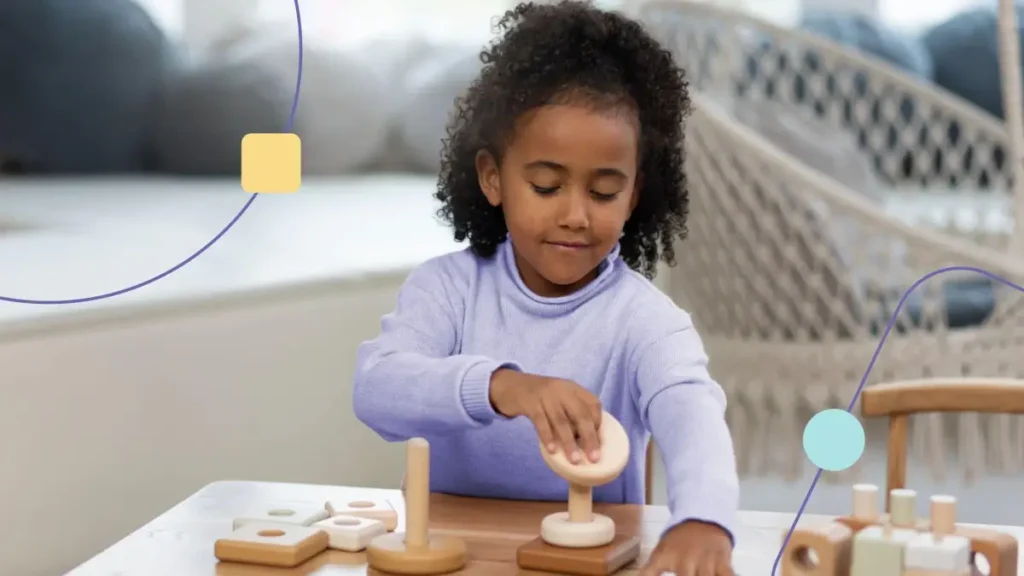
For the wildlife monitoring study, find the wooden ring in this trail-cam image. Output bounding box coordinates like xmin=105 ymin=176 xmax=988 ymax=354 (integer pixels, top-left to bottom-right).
xmin=540 ymin=512 xmax=616 ymax=548
xmin=539 ymin=410 xmax=630 ymax=486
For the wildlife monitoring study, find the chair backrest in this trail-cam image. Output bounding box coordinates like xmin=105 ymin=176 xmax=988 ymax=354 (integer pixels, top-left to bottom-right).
xmin=861 ymin=378 xmax=1024 ymax=510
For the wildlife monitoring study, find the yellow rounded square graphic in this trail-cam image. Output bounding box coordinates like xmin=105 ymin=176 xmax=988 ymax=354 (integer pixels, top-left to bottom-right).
xmin=240 ymin=133 xmax=302 ymax=194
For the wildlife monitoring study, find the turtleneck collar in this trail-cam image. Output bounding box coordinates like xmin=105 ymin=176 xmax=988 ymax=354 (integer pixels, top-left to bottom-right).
xmin=498 ymin=239 xmax=623 ymax=313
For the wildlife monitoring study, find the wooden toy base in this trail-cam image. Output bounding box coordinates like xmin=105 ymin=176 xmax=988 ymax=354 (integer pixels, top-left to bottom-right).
xmin=365 ymin=532 xmax=467 ymax=575
xmin=516 ymin=533 xmax=641 ymax=576
xmin=836 ymin=515 xmax=1019 ymax=576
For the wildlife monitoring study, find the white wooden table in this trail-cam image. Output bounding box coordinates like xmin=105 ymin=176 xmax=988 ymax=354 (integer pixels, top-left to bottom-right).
xmin=63 ymin=480 xmax=1024 ymax=576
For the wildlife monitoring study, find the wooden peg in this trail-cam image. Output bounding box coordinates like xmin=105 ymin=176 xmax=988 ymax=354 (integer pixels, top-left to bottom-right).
xmin=365 ymin=438 xmax=466 ymax=575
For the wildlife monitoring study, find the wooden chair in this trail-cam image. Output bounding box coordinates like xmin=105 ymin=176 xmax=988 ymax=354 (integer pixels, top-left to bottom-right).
xmin=645 ymin=440 xmax=655 ymax=505
xmin=860 ymin=378 xmax=1024 ymax=511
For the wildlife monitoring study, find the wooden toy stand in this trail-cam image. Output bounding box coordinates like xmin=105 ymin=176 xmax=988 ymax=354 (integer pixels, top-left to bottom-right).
xmin=366 ymin=438 xmax=467 ymax=575
xmin=517 ymin=411 xmax=641 ymax=576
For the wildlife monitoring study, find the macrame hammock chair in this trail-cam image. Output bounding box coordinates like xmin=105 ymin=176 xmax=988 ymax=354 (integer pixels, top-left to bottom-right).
xmin=633 ymin=0 xmax=1024 ymax=484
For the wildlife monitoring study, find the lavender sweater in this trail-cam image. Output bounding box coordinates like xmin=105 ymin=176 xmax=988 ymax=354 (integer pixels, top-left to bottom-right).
xmin=353 ymin=240 xmax=739 ymax=540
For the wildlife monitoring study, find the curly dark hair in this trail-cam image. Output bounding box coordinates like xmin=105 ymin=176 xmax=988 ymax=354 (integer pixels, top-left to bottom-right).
xmin=434 ymin=0 xmax=690 ymax=278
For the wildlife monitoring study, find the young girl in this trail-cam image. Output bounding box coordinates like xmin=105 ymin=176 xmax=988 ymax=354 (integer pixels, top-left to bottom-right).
xmin=353 ymin=2 xmax=739 ymax=574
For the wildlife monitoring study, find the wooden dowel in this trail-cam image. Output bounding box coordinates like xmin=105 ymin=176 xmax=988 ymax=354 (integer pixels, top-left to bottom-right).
xmin=567 ymin=483 xmax=592 ymax=523
xmin=405 ymin=438 xmax=430 ymax=548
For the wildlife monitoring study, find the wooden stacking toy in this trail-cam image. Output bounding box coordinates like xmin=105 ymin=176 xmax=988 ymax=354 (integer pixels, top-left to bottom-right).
xmin=517 ymin=411 xmax=641 ymax=576
xmin=782 ymin=483 xmax=1018 ymax=576
xmin=214 ymin=437 xmax=458 ymax=572
xmin=366 ymin=437 xmax=467 ymax=575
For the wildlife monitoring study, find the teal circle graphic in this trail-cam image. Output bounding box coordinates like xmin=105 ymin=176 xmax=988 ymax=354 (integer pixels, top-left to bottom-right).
xmin=802 ymin=409 xmax=865 ymax=472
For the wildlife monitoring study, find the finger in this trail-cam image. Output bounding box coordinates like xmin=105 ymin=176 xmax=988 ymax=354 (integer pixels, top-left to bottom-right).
xmin=716 ymin=549 xmax=735 ymax=576
xmin=528 ymin=406 xmax=558 ymax=453
xmin=588 ymin=395 xmax=603 ymax=430
xmin=697 ymin=556 xmax=718 ymax=576
xmin=545 ymin=400 xmax=583 ymax=463
xmin=567 ymin=400 xmax=601 ymax=462
xmin=675 ymin=557 xmax=701 ymax=576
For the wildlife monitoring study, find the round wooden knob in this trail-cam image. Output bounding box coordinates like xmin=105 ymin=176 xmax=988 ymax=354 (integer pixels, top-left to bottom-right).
xmin=539 ymin=411 xmax=629 ymax=486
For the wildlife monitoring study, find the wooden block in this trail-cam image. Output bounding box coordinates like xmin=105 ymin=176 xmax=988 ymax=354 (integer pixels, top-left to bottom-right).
xmin=516 ymin=533 xmax=641 ymax=576
xmin=214 ymin=522 xmax=328 ymax=568
xmin=906 ymin=532 xmax=971 ymax=572
xmin=312 ymin=515 xmax=387 ymax=552
xmin=954 ymin=525 xmax=1019 ymax=576
xmin=837 ymin=515 xmax=1019 ymax=576
xmin=850 ymin=526 xmax=915 ymax=576
xmin=325 ymin=498 xmax=398 ymax=531
xmin=232 ymin=504 xmax=329 ymax=530
xmin=780 ymin=522 xmax=852 ymax=576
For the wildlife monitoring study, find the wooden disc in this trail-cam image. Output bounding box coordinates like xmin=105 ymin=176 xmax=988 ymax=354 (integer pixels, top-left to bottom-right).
xmin=365 ymin=531 xmax=467 ymax=575
xmin=540 ymin=411 xmax=630 ymax=486
xmin=540 ymin=512 xmax=616 ymax=548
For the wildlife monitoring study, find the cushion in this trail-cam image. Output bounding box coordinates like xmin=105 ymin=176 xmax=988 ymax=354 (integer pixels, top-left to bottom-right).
xmin=397 ymin=46 xmax=484 ymax=173
xmin=215 ymin=29 xmax=396 ymax=175
xmin=923 ymin=6 xmax=1017 ymax=119
xmin=800 ymin=11 xmax=934 ymax=80
xmin=916 ymin=7 xmax=1016 ymax=187
xmin=893 ymin=278 xmax=997 ymax=333
xmin=358 ymin=35 xmax=445 ymax=172
xmin=0 ymin=0 xmax=176 ymax=173
xmin=145 ymin=60 xmax=293 ymax=175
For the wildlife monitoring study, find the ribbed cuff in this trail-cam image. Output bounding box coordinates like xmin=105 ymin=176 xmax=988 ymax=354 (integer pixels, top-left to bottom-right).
xmin=459 ymin=360 xmax=521 ymax=424
xmin=664 ymin=493 xmax=738 ymax=547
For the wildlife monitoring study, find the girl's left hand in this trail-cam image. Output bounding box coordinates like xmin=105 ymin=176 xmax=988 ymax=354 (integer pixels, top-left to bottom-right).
xmin=639 ymin=520 xmax=734 ymax=576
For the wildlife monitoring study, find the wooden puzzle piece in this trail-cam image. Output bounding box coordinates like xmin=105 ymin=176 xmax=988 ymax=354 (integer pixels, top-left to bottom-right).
xmin=517 ymin=411 xmax=639 ymax=575
xmin=905 ymin=531 xmax=971 ymax=572
xmin=312 ymin=515 xmax=387 ymax=552
xmin=232 ymin=504 xmax=329 ymax=530
xmin=325 ymin=498 xmax=398 ymax=531
xmin=365 ymin=438 xmax=467 ymax=575
xmin=780 ymin=521 xmax=852 ymax=576
xmin=214 ymin=522 xmax=328 ymax=568
xmin=787 ymin=484 xmax=1017 ymax=576
xmin=850 ymin=525 xmax=916 ymax=576
xmin=906 ymin=495 xmax=971 ymax=573
xmin=836 ymin=486 xmax=1018 ymax=576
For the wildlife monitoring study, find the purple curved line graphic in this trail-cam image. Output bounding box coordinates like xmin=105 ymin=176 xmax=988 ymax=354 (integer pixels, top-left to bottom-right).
xmin=1 ymin=0 xmax=305 ymax=305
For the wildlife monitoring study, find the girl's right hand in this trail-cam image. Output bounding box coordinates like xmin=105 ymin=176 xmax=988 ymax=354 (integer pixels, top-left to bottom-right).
xmin=488 ymin=368 xmax=603 ymax=464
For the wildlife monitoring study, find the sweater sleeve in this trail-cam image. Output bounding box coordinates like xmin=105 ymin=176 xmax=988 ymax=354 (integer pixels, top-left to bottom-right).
xmin=352 ymin=257 xmax=521 ymax=441
xmin=632 ymin=317 xmax=739 ymax=544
